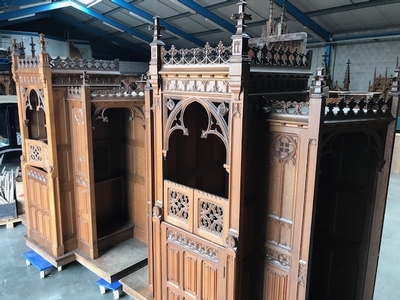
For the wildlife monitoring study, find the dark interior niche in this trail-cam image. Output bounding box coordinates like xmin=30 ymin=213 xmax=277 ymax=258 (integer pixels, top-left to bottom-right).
xmin=164 ymin=101 xmax=228 ymax=198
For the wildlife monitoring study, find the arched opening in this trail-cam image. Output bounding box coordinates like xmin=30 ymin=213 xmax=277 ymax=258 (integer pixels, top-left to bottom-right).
xmin=91 ymin=107 xmax=147 ymax=250
xmin=308 ymin=131 xmax=380 ymax=299
xmin=164 ymin=101 xmax=228 ymax=198
xmin=26 ymin=90 xmax=46 ymax=141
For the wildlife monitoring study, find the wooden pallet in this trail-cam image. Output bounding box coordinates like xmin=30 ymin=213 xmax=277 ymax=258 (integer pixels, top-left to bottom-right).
xmin=0 ymin=214 xmax=24 ymax=229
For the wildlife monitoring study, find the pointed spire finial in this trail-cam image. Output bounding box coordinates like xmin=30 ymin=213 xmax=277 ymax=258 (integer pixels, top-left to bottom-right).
xmin=38 ymin=33 xmax=48 ymax=53
xmin=30 ymin=37 xmax=36 ymax=57
xmin=149 ymin=15 xmax=166 ymax=44
xmin=263 ymin=0 xmax=276 ymax=37
xmin=231 ymin=1 xmax=252 ymax=36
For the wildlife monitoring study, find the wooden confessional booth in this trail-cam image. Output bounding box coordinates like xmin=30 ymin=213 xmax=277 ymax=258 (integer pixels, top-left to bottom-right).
xmin=11 ymin=35 xmax=148 ymax=282
xmin=141 ymin=4 xmax=399 ymax=300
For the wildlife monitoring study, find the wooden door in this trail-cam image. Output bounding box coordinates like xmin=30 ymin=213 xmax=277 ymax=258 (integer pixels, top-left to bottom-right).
xmin=161 ymin=181 xmax=227 ymax=300
xmin=308 ymin=131 xmax=380 ymax=300
xmin=68 ymin=87 xmax=97 ymax=259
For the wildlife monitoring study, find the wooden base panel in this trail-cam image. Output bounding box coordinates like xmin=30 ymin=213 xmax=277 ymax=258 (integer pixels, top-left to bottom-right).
xmin=75 ymin=237 xmax=148 ymax=283
xmin=119 ymin=266 xmax=153 ymax=300
xmin=97 ymin=222 xmax=135 ymax=255
xmin=25 ymin=235 xmax=76 ymax=268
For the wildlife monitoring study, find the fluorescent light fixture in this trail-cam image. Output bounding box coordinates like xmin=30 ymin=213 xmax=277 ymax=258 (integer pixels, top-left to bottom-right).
xmin=19 ymin=0 xmax=51 ymax=9
xmin=87 ymin=0 xmax=102 ymax=8
xmin=204 ymin=18 xmax=227 ymax=32
xmin=8 ymin=14 xmax=36 ymax=21
xmin=170 ymin=0 xmax=196 ymax=14
xmin=129 ymin=11 xmax=153 ymax=25
xmin=102 ymin=22 xmax=124 ymax=33
xmin=76 ymin=0 xmax=93 ymax=4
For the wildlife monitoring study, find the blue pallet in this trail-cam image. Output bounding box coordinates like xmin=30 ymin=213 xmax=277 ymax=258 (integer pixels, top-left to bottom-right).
xmin=22 ymin=250 xmax=53 ymax=278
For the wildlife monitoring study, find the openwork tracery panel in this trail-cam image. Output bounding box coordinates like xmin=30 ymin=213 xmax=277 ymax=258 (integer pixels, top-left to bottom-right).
xmin=163 ymin=97 xmax=230 ymax=162
xmin=199 ymin=200 xmax=224 ymax=236
xmin=169 ymin=189 xmax=189 ymax=222
xmin=164 ymin=180 xmax=193 ymax=232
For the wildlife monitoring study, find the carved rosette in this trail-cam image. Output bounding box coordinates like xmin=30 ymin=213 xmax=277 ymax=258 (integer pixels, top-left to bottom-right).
xmin=265 ymin=246 xmax=291 ymax=268
xmin=226 ymin=234 xmax=238 ymax=249
xmin=167 ymin=229 xmax=219 ymax=262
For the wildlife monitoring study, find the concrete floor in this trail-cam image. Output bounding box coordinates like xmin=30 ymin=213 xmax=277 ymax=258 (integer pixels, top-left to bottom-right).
xmin=374 ymin=172 xmax=400 ymax=300
xmin=0 ymin=174 xmax=399 ymax=300
xmin=0 ymin=224 xmax=131 ymax=300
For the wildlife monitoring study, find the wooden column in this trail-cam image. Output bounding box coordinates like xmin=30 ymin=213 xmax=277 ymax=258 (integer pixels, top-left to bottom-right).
xmin=147 ymin=16 xmax=165 ymax=300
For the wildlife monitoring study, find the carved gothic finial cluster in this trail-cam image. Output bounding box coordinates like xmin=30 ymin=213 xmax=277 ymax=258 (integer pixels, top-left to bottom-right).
xmin=149 ymin=15 xmax=166 ymax=43
xmin=263 ymin=0 xmax=287 ymax=37
xmin=18 ymin=41 xmax=25 ymax=58
xmin=343 ymin=59 xmax=351 ymax=91
xmin=263 ymin=0 xmax=276 ymax=37
xmin=231 ymin=1 xmax=252 ymax=36
xmin=38 ymin=33 xmax=48 ymax=53
xmin=30 ymin=37 xmax=36 ymax=57
xmin=277 ymin=0 xmax=288 ymax=35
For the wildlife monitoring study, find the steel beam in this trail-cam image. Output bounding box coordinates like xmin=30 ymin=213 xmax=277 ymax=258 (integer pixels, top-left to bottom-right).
xmin=110 ymin=0 xmax=204 ymax=46
xmin=273 ymin=0 xmax=331 ymax=42
xmin=174 ymin=0 xmax=236 ymax=33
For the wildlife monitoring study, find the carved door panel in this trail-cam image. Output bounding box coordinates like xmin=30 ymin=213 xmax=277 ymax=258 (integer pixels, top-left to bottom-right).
xmin=161 ymin=180 xmax=228 ymax=299
xmin=69 ymin=101 xmax=97 ymax=258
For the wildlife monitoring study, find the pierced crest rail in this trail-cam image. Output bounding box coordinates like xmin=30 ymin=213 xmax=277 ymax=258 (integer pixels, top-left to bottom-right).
xmin=162 ymin=42 xmax=232 ymax=65
xmin=50 ymin=56 xmax=119 ymax=71
xmin=249 ymin=44 xmax=311 ymax=68
xmin=325 ymin=95 xmax=391 ymax=118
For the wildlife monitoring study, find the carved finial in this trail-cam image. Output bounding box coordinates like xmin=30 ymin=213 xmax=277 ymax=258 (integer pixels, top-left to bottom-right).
xmin=343 ymin=59 xmax=351 ymax=91
xmin=11 ymin=39 xmax=18 ymax=56
xmin=263 ymin=0 xmax=276 ymax=37
xmin=30 ymin=37 xmax=36 ymax=57
xmin=277 ymin=0 xmax=288 ymax=35
xmin=231 ymin=1 xmax=252 ymax=36
xmin=81 ymin=71 xmax=89 ymax=85
xmin=312 ymin=67 xmax=325 ymax=94
xmin=38 ymin=33 xmax=48 ymax=52
xmin=391 ymin=66 xmax=400 ymax=94
xmin=18 ymin=41 xmax=25 ymax=58
xmin=149 ymin=15 xmax=166 ymax=43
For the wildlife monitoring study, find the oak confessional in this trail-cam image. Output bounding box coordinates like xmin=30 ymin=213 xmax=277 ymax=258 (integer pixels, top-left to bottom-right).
xmin=12 ymin=2 xmax=399 ymax=300
xmin=11 ymin=34 xmax=148 ymax=279
xmin=144 ymin=3 xmax=398 ymax=300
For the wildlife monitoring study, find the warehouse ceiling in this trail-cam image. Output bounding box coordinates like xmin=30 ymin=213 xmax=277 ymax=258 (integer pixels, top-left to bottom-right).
xmin=0 ymin=0 xmax=399 ymax=61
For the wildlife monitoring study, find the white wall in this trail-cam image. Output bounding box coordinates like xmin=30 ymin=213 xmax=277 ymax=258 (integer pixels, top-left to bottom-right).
xmin=308 ymin=28 xmax=400 ymax=91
